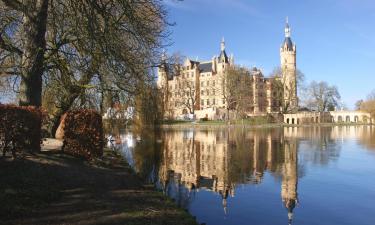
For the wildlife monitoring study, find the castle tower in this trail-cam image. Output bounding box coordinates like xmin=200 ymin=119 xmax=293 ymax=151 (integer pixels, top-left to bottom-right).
xmin=280 ymin=17 xmax=297 ymax=112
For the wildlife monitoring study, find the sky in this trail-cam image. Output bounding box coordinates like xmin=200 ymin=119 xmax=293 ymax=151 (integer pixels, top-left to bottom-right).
xmin=164 ymin=0 xmax=375 ymax=109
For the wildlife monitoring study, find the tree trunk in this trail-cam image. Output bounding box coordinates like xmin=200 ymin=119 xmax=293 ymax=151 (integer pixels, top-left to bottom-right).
xmin=18 ymin=0 xmax=49 ymax=107
xmin=50 ymin=70 xmax=96 ymax=136
xmin=50 ymin=92 xmax=80 ymax=137
xmin=226 ymin=107 xmax=230 ymax=123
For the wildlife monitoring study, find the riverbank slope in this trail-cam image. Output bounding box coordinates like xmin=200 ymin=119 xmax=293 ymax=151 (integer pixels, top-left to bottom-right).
xmin=0 ymin=141 xmax=197 ymax=225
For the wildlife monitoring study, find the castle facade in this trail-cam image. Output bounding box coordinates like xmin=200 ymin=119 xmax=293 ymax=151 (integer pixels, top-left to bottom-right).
xmin=158 ymin=20 xmax=297 ymax=119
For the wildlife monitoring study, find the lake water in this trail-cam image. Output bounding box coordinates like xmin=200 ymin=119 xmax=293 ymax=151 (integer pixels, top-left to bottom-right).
xmin=107 ymin=125 xmax=375 ymax=225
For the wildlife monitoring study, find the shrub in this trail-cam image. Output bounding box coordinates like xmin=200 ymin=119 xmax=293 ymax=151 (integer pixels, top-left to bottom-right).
xmin=200 ymin=117 xmax=208 ymax=122
xmin=0 ymin=104 xmax=44 ymax=157
xmin=62 ymin=110 xmax=104 ymax=159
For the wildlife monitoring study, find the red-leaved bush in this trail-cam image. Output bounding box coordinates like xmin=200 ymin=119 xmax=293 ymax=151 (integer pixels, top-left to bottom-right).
xmin=62 ymin=110 xmax=104 ymax=159
xmin=0 ymin=104 xmax=43 ymax=157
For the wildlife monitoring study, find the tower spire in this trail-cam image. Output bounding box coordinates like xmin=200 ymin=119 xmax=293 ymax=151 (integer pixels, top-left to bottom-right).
xmin=161 ymin=49 xmax=167 ymax=61
xmin=221 ymin=37 xmax=225 ymax=51
xmin=285 ymin=17 xmax=291 ymax=38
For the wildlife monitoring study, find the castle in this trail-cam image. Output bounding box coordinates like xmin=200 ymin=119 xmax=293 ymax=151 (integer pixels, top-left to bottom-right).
xmin=158 ymin=19 xmax=297 ymax=119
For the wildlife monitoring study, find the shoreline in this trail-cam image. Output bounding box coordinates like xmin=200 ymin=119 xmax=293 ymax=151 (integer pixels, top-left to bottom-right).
xmin=158 ymin=122 xmax=374 ymax=129
xmin=0 ymin=141 xmax=197 ymax=225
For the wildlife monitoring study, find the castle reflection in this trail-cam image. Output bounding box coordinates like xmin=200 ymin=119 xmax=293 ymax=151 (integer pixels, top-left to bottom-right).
xmin=107 ymin=125 xmax=375 ymax=224
xmin=158 ymin=128 xmax=300 ymax=223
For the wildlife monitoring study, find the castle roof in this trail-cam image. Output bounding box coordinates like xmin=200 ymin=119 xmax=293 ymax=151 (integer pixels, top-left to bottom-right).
xmin=189 ymin=60 xmax=199 ymax=67
xmin=283 ymin=37 xmax=294 ymax=51
xmin=219 ymin=50 xmax=229 ymax=63
xmin=199 ymin=62 xmax=212 ymax=73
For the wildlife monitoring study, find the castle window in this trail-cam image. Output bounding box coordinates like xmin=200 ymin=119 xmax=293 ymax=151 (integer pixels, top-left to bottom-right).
xmin=201 ymin=81 xmax=204 ymax=87
xmin=207 ymin=99 xmax=210 ymax=105
xmin=212 ymin=90 xmax=215 ymax=95
xmin=213 ymin=81 xmax=215 ymax=86
xmin=213 ymin=99 xmax=216 ymax=105
xmin=206 ymin=90 xmax=209 ymax=95
xmin=201 ymin=90 xmax=204 ymax=95
xmin=201 ymin=100 xmax=204 ymax=106
xmin=207 ymin=81 xmax=210 ymax=86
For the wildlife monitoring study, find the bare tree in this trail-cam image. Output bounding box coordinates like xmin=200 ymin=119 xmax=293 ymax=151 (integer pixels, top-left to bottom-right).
xmin=305 ymin=81 xmax=341 ymax=112
xmin=174 ymin=78 xmax=197 ymax=114
xmin=358 ymin=90 xmax=375 ymax=118
xmin=269 ymin=67 xmax=305 ymax=113
xmin=355 ymin=100 xmax=364 ymax=110
xmin=221 ymin=65 xmax=252 ymax=120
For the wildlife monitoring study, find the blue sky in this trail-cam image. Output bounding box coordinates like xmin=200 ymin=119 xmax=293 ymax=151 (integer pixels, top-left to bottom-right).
xmin=164 ymin=0 xmax=375 ymax=109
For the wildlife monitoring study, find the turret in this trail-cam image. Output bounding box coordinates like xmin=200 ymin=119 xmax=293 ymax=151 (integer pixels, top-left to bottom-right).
xmin=219 ymin=37 xmax=229 ymax=64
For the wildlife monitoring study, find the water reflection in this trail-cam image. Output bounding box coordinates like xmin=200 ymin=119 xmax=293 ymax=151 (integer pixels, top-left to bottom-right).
xmin=158 ymin=128 xmax=302 ymax=223
xmin=107 ymin=125 xmax=375 ymax=225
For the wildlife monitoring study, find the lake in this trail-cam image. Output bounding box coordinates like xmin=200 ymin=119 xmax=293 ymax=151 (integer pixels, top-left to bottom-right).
xmin=107 ymin=125 xmax=375 ymax=225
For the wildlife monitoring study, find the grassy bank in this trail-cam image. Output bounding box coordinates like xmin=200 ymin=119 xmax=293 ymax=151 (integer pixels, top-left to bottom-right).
xmin=0 ymin=148 xmax=197 ymax=225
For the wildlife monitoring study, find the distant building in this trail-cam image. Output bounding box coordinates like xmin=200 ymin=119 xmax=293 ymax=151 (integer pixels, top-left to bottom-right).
xmin=157 ymin=19 xmax=298 ymax=119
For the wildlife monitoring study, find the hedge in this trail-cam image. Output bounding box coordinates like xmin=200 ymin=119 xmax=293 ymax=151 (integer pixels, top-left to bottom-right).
xmin=0 ymin=104 xmax=43 ymax=157
xmin=62 ymin=110 xmax=104 ymax=159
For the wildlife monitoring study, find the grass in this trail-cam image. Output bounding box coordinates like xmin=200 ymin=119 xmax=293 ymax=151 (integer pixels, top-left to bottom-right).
xmin=0 ymin=149 xmax=197 ymax=225
xmin=160 ymin=120 xmax=192 ymax=125
xmin=197 ymin=120 xmax=226 ymax=125
xmin=161 ymin=117 xmax=275 ymax=126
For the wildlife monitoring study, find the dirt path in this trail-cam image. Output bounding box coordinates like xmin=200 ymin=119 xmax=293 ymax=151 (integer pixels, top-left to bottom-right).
xmin=0 ymin=142 xmax=197 ymax=225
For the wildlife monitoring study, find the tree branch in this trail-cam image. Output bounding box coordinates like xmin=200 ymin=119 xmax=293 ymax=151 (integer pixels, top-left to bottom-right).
xmin=1 ymin=0 xmax=25 ymax=12
xmin=0 ymin=33 xmax=23 ymax=55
